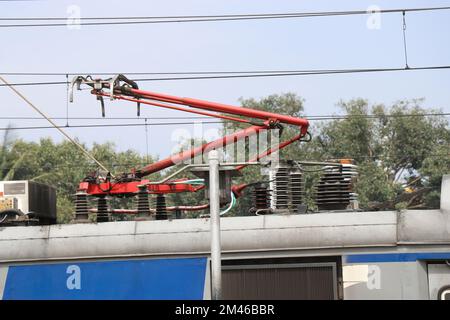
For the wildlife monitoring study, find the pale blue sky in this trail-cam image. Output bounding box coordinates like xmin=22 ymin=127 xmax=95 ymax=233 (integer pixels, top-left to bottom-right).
xmin=0 ymin=0 xmax=449 ymax=159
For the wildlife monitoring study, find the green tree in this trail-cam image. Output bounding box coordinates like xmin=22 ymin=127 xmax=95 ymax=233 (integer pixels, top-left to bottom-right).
xmin=316 ymin=99 xmax=449 ymax=209
xmin=222 ymin=95 xmax=449 ymax=212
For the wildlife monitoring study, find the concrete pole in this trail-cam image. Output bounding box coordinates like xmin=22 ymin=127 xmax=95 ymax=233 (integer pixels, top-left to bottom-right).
xmin=208 ymin=149 xmax=222 ymax=300
xmin=441 ymin=174 xmax=450 ymax=212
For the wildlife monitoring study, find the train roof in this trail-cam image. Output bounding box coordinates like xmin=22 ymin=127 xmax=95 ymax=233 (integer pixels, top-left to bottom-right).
xmin=1 ymin=176 xmax=449 ymax=263
xmin=0 ymin=208 xmax=449 ymax=263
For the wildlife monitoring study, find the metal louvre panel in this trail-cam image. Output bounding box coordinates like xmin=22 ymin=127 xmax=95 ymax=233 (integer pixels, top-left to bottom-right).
xmin=28 ymin=181 xmax=57 ymax=221
xmin=222 ymin=264 xmax=336 ymax=300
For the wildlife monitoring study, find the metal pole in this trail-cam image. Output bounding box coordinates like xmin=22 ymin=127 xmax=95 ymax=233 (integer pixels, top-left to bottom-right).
xmin=208 ymin=150 xmax=222 ymax=300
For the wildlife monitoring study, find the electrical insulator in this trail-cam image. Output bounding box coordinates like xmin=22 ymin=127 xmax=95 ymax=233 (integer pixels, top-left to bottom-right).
xmin=155 ymin=194 xmax=169 ymax=220
xmin=135 ymin=185 xmax=150 ymax=217
xmin=96 ymin=196 xmax=109 ymax=222
xmin=74 ymin=189 xmax=89 ymax=222
xmin=290 ymin=170 xmax=305 ymax=214
xmin=315 ymin=160 xmax=358 ymax=211
xmin=253 ymin=183 xmax=271 ymax=209
xmin=268 ymin=160 xmax=305 ymax=214
xmin=272 ymin=165 xmax=290 ymax=210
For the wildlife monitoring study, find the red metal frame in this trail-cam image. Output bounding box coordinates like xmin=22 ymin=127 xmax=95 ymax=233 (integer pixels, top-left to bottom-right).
xmin=76 ymin=75 xmax=310 ymax=200
xmin=118 ymin=87 xmax=309 ymax=130
xmin=79 ymin=180 xmax=205 ymax=196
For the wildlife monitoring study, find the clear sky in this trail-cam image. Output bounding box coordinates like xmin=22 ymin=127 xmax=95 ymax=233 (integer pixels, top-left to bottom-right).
xmin=0 ymin=0 xmax=449 ymax=160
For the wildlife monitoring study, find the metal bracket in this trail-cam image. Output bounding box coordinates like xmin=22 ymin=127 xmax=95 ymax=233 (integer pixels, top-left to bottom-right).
xmin=111 ymin=74 xmax=141 ymax=116
xmin=70 ymin=74 xmax=141 ymax=117
xmin=97 ymin=95 xmax=105 ymax=117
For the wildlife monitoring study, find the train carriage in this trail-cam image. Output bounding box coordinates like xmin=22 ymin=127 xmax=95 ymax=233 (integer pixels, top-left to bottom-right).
xmin=1 ymin=176 xmax=449 ymax=300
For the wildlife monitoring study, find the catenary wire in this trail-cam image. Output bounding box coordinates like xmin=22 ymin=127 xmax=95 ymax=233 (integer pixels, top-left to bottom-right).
xmin=2 ymin=65 xmax=450 ymax=87
xmin=0 ymin=6 xmax=449 ymax=27
xmin=0 ymin=113 xmax=448 ymax=129
xmin=2 ymin=6 xmax=450 ymax=20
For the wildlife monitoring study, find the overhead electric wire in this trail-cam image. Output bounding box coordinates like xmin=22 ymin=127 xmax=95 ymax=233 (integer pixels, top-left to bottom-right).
xmin=1 ymin=65 xmax=449 ymax=77
xmin=2 ymin=65 xmax=450 ymax=87
xmin=0 ymin=113 xmax=448 ymax=121
xmin=117 ymin=66 xmax=450 ymax=81
xmin=0 ymin=6 xmax=449 ymax=28
xmin=0 ymin=121 xmax=223 ymax=131
xmin=2 ymin=6 xmax=450 ymax=20
xmin=0 ymin=112 xmax=448 ymax=131
xmin=0 ymin=116 xmax=211 ymax=120
xmin=0 ymin=152 xmax=448 ymax=172
xmin=303 ymin=113 xmax=450 ymax=120
xmin=0 ymin=69 xmax=369 ymax=76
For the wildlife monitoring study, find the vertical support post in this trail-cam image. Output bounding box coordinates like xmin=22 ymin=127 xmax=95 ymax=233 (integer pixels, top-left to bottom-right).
xmin=208 ymin=150 xmax=222 ymax=300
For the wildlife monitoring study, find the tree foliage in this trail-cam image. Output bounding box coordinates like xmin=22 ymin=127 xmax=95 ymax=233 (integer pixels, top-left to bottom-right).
xmin=315 ymin=99 xmax=449 ymax=209
xmin=223 ymin=95 xmax=449 ymax=214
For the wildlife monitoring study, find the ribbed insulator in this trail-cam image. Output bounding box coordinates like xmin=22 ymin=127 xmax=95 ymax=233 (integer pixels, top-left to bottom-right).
xmin=96 ymin=196 xmax=109 ymax=222
xmin=155 ymin=194 xmax=169 ymax=220
xmin=74 ymin=190 xmax=89 ymax=221
xmin=253 ymin=184 xmax=271 ymax=210
xmin=315 ymin=163 xmax=358 ymax=211
xmin=273 ymin=167 xmax=289 ymax=209
xmin=290 ymin=172 xmax=305 ymax=213
xmin=135 ymin=185 xmax=150 ymax=217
